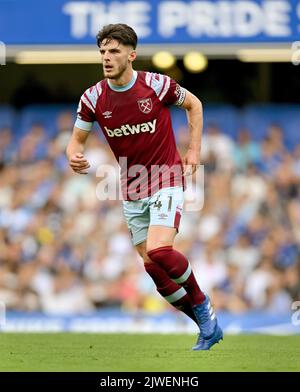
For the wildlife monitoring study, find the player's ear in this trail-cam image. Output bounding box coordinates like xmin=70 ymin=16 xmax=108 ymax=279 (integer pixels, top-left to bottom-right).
xmin=128 ymin=50 xmax=137 ymax=62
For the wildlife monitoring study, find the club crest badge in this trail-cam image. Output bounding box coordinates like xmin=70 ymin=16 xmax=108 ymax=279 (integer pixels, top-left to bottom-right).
xmin=138 ymin=98 xmax=152 ymax=114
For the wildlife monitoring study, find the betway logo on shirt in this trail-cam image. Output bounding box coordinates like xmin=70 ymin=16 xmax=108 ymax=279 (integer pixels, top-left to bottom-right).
xmin=105 ymin=119 xmax=156 ymax=138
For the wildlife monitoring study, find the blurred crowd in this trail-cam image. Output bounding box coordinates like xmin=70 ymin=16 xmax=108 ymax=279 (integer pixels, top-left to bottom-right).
xmin=0 ymin=109 xmax=300 ymax=317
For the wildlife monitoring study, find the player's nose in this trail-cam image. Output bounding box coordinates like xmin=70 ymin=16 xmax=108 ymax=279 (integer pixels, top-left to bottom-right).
xmin=103 ymin=53 xmax=111 ymax=61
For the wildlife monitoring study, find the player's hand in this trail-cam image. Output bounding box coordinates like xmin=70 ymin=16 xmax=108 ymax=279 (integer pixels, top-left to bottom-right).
xmin=182 ymin=148 xmax=200 ymax=176
xmin=69 ymin=153 xmax=90 ymax=175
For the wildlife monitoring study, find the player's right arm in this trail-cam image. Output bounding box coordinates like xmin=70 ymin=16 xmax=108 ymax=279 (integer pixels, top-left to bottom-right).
xmin=66 ymin=126 xmax=91 ymax=175
xmin=67 ymin=86 xmax=98 ymax=174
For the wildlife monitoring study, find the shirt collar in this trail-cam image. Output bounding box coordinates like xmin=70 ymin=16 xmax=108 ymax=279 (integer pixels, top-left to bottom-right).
xmin=107 ymin=70 xmax=137 ymax=92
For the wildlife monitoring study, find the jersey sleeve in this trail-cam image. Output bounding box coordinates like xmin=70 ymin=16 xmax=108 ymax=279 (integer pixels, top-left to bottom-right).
xmin=162 ymin=78 xmax=186 ymax=106
xmin=74 ymin=83 xmax=102 ymax=131
xmin=145 ymin=72 xmax=186 ymax=107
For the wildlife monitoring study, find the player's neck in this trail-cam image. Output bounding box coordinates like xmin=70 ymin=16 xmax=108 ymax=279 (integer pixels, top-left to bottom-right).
xmin=109 ymin=68 xmax=134 ymax=87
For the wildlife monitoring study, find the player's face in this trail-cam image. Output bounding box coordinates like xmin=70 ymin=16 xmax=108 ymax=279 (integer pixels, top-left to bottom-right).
xmin=100 ymin=39 xmax=135 ymax=79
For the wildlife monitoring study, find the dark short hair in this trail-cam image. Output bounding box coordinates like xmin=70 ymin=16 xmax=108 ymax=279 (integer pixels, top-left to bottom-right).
xmin=96 ymin=24 xmax=138 ymax=49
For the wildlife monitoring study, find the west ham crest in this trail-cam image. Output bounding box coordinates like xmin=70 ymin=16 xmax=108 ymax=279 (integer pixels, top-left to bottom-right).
xmin=138 ymin=98 xmax=152 ymax=114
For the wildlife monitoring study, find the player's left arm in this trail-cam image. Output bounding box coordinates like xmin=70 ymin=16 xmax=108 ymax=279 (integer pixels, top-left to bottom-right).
xmin=180 ymin=89 xmax=203 ymax=176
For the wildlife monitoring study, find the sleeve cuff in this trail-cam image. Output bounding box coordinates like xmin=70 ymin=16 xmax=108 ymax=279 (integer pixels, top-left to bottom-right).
xmin=75 ymin=118 xmax=93 ymax=131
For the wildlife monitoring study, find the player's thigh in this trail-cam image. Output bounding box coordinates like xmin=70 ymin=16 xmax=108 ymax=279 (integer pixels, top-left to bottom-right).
xmin=147 ymin=225 xmax=177 ymax=253
xmin=122 ymin=199 xmax=150 ymax=247
xmin=147 ymin=186 xmax=183 ymax=252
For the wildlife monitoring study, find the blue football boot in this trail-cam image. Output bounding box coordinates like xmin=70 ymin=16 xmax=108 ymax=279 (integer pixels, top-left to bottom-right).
xmin=192 ymin=295 xmax=223 ymax=350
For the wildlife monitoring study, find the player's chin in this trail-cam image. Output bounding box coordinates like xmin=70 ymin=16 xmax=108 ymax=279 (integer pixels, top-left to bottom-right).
xmin=103 ymin=69 xmax=116 ymax=78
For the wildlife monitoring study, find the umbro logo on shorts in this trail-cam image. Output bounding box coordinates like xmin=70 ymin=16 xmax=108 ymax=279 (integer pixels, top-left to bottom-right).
xmin=158 ymin=213 xmax=168 ymax=220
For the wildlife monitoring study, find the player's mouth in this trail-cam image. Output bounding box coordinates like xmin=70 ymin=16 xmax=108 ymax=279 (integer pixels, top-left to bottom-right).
xmin=104 ymin=65 xmax=113 ymax=72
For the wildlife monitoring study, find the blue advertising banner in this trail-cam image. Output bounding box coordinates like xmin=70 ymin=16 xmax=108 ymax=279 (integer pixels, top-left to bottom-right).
xmin=2 ymin=309 xmax=300 ymax=333
xmin=1 ymin=0 xmax=300 ymax=45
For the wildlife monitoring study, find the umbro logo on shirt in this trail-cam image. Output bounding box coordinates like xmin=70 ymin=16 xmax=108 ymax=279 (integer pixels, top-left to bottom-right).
xmin=103 ymin=111 xmax=112 ymax=118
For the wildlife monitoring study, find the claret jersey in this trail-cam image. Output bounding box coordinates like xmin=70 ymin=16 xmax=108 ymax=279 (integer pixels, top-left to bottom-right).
xmin=75 ymin=70 xmax=186 ymax=200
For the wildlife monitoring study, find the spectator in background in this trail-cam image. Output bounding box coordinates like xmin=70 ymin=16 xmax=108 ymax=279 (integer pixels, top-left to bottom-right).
xmin=256 ymin=136 xmax=283 ymax=176
xmin=292 ymin=144 xmax=300 ymax=178
xmin=17 ymin=123 xmax=49 ymax=163
xmin=0 ymin=127 xmax=15 ymax=163
xmin=201 ymin=123 xmax=235 ymax=171
xmin=267 ymin=124 xmax=286 ymax=155
xmin=232 ymin=129 xmax=261 ymax=171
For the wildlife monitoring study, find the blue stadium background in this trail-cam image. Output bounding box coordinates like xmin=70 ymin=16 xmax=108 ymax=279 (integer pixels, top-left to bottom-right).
xmin=1 ymin=103 xmax=300 ymax=333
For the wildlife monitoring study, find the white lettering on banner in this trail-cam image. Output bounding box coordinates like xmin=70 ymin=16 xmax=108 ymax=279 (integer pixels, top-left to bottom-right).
xmin=63 ymin=2 xmax=91 ymax=38
xmin=63 ymin=1 xmax=151 ymax=39
xmin=234 ymin=1 xmax=262 ymax=37
xmin=159 ymin=0 xmax=292 ymax=38
xmin=264 ymin=1 xmax=291 ymax=36
xmin=158 ymin=2 xmax=188 ymax=38
xmin=122 ymin=2 xmax=151 ymax=38
xmin=218 ymin=2 xmax=233 ymax=37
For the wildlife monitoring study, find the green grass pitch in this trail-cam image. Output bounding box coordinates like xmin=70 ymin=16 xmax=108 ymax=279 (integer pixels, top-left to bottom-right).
xmin=0 ymin=334 xmax=299 ymax=372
